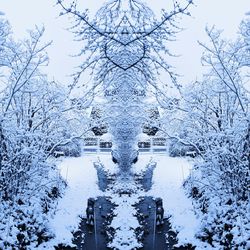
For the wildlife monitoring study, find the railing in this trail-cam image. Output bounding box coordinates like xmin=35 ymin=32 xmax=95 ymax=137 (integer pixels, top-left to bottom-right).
xmin=83 ymin=137 xmax=168 ymax=154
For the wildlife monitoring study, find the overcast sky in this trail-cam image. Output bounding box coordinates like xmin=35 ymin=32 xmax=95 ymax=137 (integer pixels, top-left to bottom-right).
xmin=0 ymin=0 xmax=249 ymax=85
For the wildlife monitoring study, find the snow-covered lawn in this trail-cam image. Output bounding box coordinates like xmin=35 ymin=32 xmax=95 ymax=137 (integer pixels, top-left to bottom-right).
xmin=39 ymin=153 xmax=117 ymax=249
xmin=39 ymin=152 xmax=212 ymax=249
xmin=133 ymin=153 xmax=213 ymax=249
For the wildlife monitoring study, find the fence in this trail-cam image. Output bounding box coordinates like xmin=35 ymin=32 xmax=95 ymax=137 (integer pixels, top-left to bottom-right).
xmin=83 ymin=137 xmax=168 ymax=153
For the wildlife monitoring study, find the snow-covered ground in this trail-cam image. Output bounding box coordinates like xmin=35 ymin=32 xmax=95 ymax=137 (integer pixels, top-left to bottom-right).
xmin=39 ymin=153 xmax=117 ymax=249
xmin=39 ymin=152 xmax=212 ymax=249
xmin=108 ymin=193 xmax=142 ymax=250
xmin=133 ymin=153 xmax=214 ymax=249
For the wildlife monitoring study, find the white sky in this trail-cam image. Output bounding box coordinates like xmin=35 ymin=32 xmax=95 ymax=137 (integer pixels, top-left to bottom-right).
xmin=0 ymin=0 xmax=249 ymax=85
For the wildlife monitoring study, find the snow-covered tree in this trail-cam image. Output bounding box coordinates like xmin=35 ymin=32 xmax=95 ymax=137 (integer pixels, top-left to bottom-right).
xmin=0 ymin=16 xmax=89 ymax=248
xmin=168 ymin=26 xmax=250 ymax=248
xmin=57 ymin=0 xmax=193 ymax=174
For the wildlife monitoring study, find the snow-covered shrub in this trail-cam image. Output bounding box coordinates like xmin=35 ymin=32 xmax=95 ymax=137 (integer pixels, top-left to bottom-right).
xmin=168 ymin=138 xmax=197 ymax=157
xmin=53 ymin=140 xmax=82 ymax=157
xmin=0 ymin=161 xmax=66 ymax=249
xmin=185 ymin=164 xmax=249 ymax=249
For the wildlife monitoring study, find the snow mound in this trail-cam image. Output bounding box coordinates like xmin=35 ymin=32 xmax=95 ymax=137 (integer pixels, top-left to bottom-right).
xmin=108 ymin=194 xmax=142 ymax=250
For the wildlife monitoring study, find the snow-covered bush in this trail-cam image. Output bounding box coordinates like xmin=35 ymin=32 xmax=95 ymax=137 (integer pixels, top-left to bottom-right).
xmin=168 ymin=138 xmax=198 ymax=157
xmin=0 ymin=163 xmax=66 ymax=249
xmin=52 ymin=140 xmax=82 ymax=157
